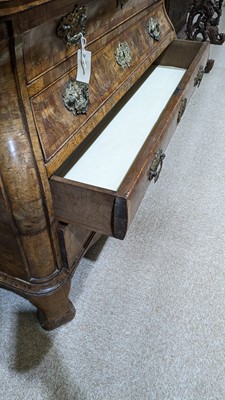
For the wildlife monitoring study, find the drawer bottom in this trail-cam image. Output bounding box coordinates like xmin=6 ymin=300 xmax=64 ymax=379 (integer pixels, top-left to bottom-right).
xmin=63 ymin=66 xmax=186 ymax=191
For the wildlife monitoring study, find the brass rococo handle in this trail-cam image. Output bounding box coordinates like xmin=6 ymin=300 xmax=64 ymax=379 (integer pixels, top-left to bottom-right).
xmin=57 ymin=5 xmax=87 ymax=46
xmin=148 ymin=149 xmax=166 ymax=183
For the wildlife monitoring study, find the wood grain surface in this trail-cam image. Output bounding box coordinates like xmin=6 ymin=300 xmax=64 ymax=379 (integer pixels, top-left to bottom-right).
xmin=0 ymin=0 xmax=210 ymax=329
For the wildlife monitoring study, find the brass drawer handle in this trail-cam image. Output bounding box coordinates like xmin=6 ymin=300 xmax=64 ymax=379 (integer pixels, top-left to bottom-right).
xmin=148 ymin=149 xmax=166 ymax=183
xmin=177 ymin=98 xmax=187 ymax=124
xmin=194 ymin=65 xmax=204 ymax=87
xmin=57 ymin=5 xmax=87 ymax=46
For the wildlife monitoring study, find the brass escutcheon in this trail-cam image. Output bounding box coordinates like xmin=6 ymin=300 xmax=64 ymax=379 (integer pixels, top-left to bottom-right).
xmin=194 ymin=65 xmax=204 ymax=87
xmin=62 ymin=79 xmax=89 ymax=115
xmin=115 ymin=42 xmax=132 ymax=69
xmin=147 ymin=17 xmax=161 ymax=41
xmin=177 ymin=98 xmax=187 ymax=123
xmin=57 ymin=5 xmax=87 ymax=46
xmin=148 ymin=149 xmax=166 ymax=183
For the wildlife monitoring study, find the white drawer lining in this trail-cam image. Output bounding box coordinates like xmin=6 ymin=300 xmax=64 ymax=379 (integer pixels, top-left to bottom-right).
xmin=64 ymin=66 xmax=186 ymax=191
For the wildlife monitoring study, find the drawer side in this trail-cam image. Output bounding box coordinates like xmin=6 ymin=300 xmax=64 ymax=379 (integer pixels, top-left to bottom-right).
xmin=50 ymin=177 xmax=117 ymax=236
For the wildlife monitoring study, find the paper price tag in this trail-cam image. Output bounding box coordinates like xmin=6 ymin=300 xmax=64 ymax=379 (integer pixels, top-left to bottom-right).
xmin=76 ymin=49 xmax=92 ymax=84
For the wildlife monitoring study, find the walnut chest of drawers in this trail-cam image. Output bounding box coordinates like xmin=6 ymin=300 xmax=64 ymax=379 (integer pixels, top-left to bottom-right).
xmin=0 ymin=0 xmax=209 ymax=330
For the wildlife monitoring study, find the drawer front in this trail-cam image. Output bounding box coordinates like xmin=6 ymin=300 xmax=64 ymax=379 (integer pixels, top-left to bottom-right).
xmin=30 ymin=0 xmax=174 ymax=169
xmin=21 ymin=0 xmax=158 ymax=84
xmin=51 ymin=180 xmax=116 ymax=236
xmin=50 ymin=40 xmax=209 ymax=240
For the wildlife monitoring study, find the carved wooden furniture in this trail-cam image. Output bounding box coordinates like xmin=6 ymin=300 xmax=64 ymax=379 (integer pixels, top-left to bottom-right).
xmin=187 ymin=0 xmax=225 ymax=44
xmin=0 ymin=0 xmax=210 ymax=330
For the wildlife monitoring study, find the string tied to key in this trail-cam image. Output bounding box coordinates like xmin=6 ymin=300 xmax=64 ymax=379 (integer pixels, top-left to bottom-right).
xmin=80 ymin=34 xmax=87 ymax=74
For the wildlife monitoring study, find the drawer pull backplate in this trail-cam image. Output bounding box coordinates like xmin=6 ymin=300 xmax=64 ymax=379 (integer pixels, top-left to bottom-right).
xmin=115 ymin=42 xmax=132 ymax=69
xmin=194 ymin=65 xmax=204 ymax=87
xmin=148 ymin=149 xmax=166 ymax=183
xmin=147 ymin=17 xmax=161 ymax=41
xmin=62 ymin=79 xmax=89 ymax=115
xmin=57 ymin=5 xmax=87 ymax=46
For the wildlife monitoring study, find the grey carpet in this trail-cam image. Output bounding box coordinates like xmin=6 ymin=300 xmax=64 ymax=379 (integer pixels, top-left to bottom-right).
xmin=1 ymin=14 xmax=225 ymax=400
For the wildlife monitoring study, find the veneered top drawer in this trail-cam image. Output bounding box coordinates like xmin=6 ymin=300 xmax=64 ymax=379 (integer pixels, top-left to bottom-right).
xmin=31 ymin=1 xmax=174 ymax=170
xmin=19 ymin=0 xmax=163 ymax=84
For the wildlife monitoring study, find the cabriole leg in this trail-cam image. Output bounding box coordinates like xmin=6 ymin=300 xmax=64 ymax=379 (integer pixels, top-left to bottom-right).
xmin=30 ymin=280 xmax=75 ymax=331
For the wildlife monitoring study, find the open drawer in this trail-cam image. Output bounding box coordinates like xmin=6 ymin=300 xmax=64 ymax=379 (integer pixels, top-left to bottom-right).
xmin=50 ymin=39 xmax=209 ymax=240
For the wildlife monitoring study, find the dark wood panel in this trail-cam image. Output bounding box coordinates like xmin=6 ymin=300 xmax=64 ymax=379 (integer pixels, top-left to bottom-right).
xmin=0 ymin=0 xmax=52 ymax=17
xmin=0 ymin=193 xmax=26 ymax=279
xmin=165 ymin=0 xmax=190 ymax=32
xmin=58 ymin=223 xmax=101 ymax=269
xmin=0 ymin=21 xmax=61 ymax=283
xmin=50 ymin=177 xmax=116 ymax=236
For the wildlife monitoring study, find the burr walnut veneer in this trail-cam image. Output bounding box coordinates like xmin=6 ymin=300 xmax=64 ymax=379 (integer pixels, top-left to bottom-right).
xmin=0 ymin=0 xmax=209 ymax=329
